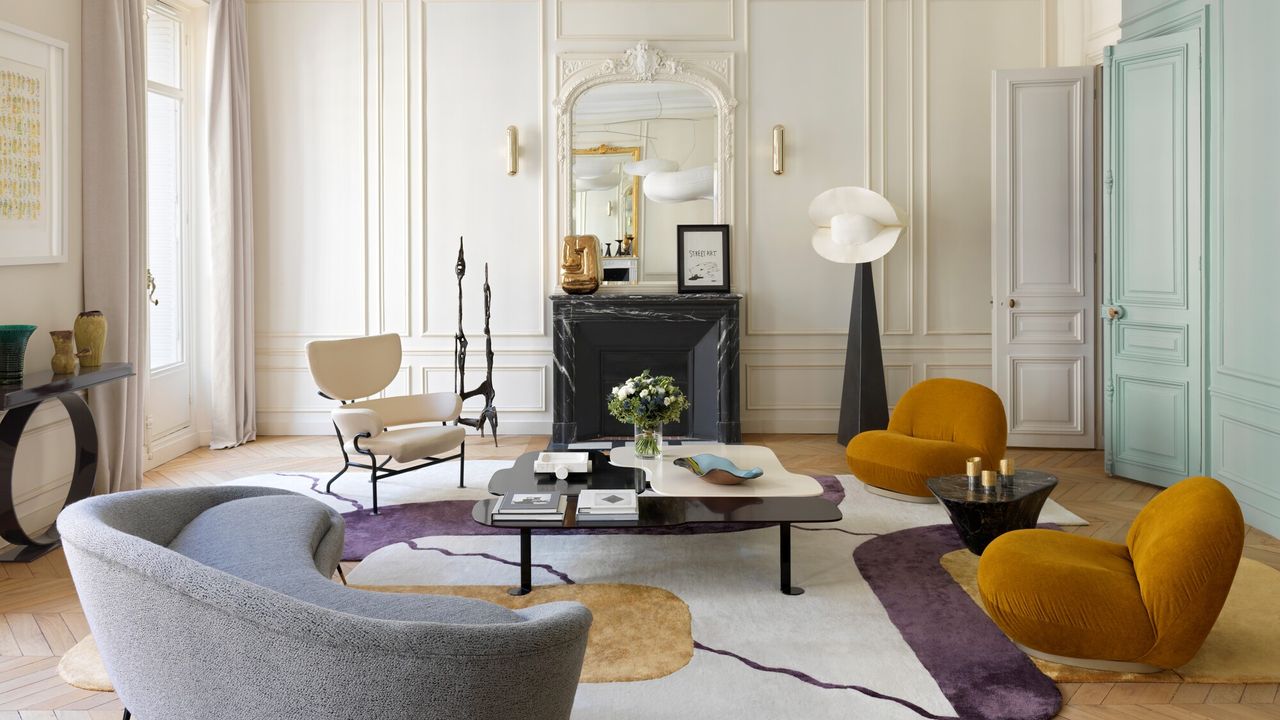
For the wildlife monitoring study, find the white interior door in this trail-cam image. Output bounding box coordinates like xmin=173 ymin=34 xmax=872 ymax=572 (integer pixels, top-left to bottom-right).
xmin=992 ymin=67 xmax=1095 ymax=449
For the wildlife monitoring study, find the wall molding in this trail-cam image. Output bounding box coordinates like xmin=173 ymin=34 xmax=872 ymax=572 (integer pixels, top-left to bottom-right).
xmin=556 ymin=0 xmax=735 ymax=41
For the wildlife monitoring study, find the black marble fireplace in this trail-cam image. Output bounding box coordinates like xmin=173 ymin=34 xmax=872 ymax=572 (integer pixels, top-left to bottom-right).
xmin=551 ymin=293 xmax=742 ymax=444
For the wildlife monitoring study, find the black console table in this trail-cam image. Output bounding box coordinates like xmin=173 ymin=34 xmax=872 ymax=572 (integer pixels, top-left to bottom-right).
xmin=1 ymin=362 xmax=134 ymax=562
xmin=551 ymin=293 xmax=742 ymax=444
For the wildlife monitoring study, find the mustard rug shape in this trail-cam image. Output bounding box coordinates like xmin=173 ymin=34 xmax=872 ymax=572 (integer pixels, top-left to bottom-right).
xmin=359 ymin=583 xmax=692 ymax=684
xmin=941 ymin=549 xmax=1280 ymax=684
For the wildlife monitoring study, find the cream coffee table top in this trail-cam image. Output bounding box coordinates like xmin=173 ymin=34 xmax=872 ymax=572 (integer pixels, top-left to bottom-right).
xmin=609 ymin=443 xmax=824 ymax=497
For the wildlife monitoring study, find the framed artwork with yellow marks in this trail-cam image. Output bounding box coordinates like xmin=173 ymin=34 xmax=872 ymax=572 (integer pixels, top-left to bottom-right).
xmin=0 ymin=21 xmax=67 ymax=265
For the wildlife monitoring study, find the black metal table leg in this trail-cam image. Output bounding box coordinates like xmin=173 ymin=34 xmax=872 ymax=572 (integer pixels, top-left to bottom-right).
xmin=508 ymin=528 xmax=532 ymax=596
xmin=780 ymin=522 xmax=804 ymax=596
xmin=0 ymin=393 xmax=100 ymax=563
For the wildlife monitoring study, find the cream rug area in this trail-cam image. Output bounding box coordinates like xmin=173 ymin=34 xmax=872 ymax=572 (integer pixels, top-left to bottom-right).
xmin=222 ymin=459 xmax=514 ymax=515
xmin=57 ymin=635 xmax=112 ymax=691
xmin=941 ymin=549 xmax=1280 ymax=683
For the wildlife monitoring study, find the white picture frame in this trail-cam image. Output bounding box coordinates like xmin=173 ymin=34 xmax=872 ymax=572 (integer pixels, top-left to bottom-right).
xmin=0 ymin=21 xmax=68 ymax=266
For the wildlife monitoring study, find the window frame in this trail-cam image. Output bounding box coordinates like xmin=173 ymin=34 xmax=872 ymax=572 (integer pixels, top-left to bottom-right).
xmin=144 ymin=0 xmax=194 ymax=376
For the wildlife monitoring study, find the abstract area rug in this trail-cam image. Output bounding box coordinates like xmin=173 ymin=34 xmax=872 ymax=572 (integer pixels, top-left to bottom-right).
xmin=941 ymin=549 xmax=1280 ymax=684
xmin=225 ymin=464 xmax=1094 ymax=720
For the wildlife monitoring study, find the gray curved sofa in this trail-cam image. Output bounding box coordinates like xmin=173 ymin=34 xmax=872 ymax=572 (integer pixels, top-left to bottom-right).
xmin=58 ymin=486 xmax=591 ymax=720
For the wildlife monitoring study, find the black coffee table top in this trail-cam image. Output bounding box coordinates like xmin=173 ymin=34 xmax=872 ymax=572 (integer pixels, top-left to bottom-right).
xmin=478 ymin=450 xmax=842 ymax=529
xmin=926 ymin=470 xmax=1058 ymax=505
xmin=472 ymin=495 xmax=842 ymax=529
xmin=486 ymin=450 xmax=647 ymax=497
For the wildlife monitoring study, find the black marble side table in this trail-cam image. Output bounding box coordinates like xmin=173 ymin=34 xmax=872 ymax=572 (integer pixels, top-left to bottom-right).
xmin=1 ymin=363 xmax=134 ymax=562
xmin=926 ymin=470 xmax=1058 ymax=555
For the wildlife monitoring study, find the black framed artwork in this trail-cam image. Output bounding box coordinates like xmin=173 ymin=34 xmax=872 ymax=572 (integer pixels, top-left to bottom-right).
xmin=676 ymin=224 xmax=731 ymax=293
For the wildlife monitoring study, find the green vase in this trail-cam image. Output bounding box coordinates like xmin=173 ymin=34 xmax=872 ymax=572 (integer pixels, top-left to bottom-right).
xmin=0 ymin=325 xmax=37 ymax=385
xmin=74 ymin=310 xmax=107 ymax=368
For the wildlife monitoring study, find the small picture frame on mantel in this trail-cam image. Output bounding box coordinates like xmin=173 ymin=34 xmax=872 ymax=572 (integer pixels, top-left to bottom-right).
xmin=676 ymin=224 xmax=730 ymax=293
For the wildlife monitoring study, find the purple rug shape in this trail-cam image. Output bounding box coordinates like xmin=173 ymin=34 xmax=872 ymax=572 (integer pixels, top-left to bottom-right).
xmin=339 ymin=474 xmax=845 ymax=561
xmin=853 ymin=524 xmax=1061 ymax=720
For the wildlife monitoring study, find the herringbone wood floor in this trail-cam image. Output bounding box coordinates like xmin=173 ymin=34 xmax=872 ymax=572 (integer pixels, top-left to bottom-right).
xmin=1 ymin=435 xmax=1278 ymax=720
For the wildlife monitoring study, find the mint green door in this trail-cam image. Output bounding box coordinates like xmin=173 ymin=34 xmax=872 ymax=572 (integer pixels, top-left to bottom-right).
xmin=1102 ymin=30 xmax=1202 ymax=486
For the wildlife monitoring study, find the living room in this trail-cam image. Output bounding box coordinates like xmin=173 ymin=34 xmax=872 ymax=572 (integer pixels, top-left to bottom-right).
xmin=1 ymin=0 xmax=1278 ymax=718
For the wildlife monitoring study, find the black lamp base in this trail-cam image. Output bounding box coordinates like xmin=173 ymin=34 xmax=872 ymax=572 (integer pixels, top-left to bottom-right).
xmin=837 ymin=263 xmax=890 ymax=445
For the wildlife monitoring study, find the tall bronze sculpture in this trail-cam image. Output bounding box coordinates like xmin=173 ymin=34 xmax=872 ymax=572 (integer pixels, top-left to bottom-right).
xmin=454 ymin=237 xmax=499 ymax=445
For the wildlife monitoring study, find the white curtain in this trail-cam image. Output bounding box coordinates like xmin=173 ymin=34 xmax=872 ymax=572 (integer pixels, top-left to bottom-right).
xmin=82 ymin=0 xmax=148 ymax=494
xmin=207 ymin=0 xmax=257 ymax=448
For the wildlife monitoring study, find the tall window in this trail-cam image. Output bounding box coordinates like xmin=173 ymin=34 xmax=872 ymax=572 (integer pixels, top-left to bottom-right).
xmin=145 ymin=2 xmax=187 ymax=371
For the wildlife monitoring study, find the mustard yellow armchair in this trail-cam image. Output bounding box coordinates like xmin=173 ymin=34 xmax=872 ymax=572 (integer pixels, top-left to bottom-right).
xmin=978 ymin=476 xmax=1244 ymax=672
xmin=845 ymin=378 xmax=1007 ymax=501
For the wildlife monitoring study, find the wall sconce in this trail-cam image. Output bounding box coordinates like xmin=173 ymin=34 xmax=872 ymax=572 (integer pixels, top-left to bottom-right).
xmin=772 ymin=124 xmax=785 ymax=175
xmin=506 ymin=125 xmax=519 ymax=176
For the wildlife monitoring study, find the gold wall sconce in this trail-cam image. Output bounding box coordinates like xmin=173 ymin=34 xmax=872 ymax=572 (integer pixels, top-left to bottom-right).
xmin=772 ymin=125 xmax=785 ymax=175
xmin=506 ymin=125 xmax=519 ymax=176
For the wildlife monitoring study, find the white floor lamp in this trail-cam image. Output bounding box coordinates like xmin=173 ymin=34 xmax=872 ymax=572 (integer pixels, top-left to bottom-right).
xmin=809 ymin=187 xmax=908 ymax=445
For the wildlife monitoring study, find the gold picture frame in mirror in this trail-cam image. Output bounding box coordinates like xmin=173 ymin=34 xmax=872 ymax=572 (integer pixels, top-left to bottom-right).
xmin=572 ymin=144 xmax=641 ymax=260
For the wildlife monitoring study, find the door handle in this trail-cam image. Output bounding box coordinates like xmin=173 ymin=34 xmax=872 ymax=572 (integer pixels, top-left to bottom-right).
xmin=1007 ymin=298 xmax=1017 ymax=308
xmin=1102 ymin=305 xmax=1125 ymax=320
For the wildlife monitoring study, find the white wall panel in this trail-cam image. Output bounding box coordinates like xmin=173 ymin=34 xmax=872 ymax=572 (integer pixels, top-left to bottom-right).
xmin=746 ymin=0 xmax=866 ymax=337
xmin=876 ymin=0 xmax=914 ymax=336
xmin=249 ymin=0 xmax=367 ymax=336
xmin=924 ymin=0 xmax=1042 ymax=335
xmin=380 ymin=0 xmax=411 ymax=336
xmin=424 ymin=0 xmax=543 ymax=338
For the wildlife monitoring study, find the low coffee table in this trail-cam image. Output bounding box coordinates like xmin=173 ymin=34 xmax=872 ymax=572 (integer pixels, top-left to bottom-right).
xmin=926 ymin=470 xmax=1058 ymax=555
xmin=475 ymin=450 xmax=842 ymax=596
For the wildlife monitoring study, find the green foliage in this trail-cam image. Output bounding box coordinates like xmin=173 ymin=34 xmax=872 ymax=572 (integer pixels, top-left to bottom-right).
xmin=607 ymin=369 xmax=690 ymax=430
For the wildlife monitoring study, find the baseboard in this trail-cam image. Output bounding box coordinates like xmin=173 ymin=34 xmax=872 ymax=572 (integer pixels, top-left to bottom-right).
xmin=255 ymin=415 xmax=554 ymax=437
xmin=257 ymin=415 xmax=837 ymax=438
xmin=145 ymin=426 xmax=202 ymax=470
xmin=742 ymin=418 xmax=840 ymax=435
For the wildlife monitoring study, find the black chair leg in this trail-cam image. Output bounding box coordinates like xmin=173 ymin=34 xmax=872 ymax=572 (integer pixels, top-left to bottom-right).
xmin=458 ymin=441 xmax=466 ymax=489
xmin=122 ymin=710 xmax=131 ymax=720
xmin=336 ymin=565 xmax=348 ymax=585
xmin=325 ymin=465 xmax=347 ymax=493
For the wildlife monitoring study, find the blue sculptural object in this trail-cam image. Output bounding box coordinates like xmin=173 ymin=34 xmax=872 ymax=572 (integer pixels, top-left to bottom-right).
xmin=674 ymin=453 xmax=763 ymax=486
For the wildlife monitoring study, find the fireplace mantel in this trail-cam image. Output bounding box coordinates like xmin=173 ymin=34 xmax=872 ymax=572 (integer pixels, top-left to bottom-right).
xmin=551 ymin=293 xmax=742 ymax=444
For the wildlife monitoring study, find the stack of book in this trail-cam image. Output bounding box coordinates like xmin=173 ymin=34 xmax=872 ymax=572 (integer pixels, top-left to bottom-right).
xmin=575 ymin=489 xmax=639 ymax=523
xmin=490 ymin=491 xmax=567 ymax=524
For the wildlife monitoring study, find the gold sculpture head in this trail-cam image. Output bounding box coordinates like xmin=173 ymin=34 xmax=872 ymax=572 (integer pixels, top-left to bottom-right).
xmin=560 ymin=235 xmax=600 ymax=294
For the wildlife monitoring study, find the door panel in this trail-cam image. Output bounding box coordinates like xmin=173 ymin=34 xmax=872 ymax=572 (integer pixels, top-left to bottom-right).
xmin=993 ymin=67 xmax=1095 ymax=448
xmin=1103 ymin=31 xmax=1202 ymax=485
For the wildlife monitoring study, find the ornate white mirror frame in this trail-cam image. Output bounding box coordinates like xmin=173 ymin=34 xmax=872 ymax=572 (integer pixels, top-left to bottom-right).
xmin=555 ymin=41 xmax=737 ymax=290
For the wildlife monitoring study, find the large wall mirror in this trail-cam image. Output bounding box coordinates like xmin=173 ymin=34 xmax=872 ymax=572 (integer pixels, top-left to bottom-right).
xmin=557 ymin=43 xmax=735 ymax=289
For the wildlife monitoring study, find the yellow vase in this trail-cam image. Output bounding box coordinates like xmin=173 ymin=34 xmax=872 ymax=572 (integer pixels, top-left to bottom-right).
xmin=50 ymin=330 xmax=78 ymax=374
xmin=74 ymin=311 xmax=107 ymax=368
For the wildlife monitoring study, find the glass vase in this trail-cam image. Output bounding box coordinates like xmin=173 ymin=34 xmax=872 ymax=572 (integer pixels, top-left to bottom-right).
xmin=634 ymin=423 xmax=663 ymax=459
